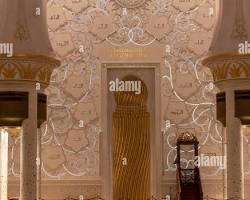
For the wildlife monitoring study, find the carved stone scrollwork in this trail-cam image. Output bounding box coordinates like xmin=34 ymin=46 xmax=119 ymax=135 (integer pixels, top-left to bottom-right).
xmin=114 ymin=0 xmax=148 ymax=9
xmin=0 ymin=54 xmax=60 ymax=85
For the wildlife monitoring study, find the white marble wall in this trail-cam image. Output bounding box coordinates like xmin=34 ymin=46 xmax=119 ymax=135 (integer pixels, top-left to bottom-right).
xmin=6 ymin=0 xmax=235 ymax=199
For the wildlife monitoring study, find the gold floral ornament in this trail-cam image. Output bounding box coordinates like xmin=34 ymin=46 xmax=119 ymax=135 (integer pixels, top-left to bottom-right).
xmin=0 ymin=127 xmax=21 ymax=138
xmin=0 ymin=54 xmax=60 ymax=85
xmin=243 ymin=126 xmax=250 ymax=136
xmin=203 ymin=53 xmax=250 ymax=83
xmin=8 ymin=127 xmax=21 ymax=138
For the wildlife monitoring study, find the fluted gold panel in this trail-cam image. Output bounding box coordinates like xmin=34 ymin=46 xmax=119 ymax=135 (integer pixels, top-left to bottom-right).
xmin=112 ymin=76 xmax=150 ymax=200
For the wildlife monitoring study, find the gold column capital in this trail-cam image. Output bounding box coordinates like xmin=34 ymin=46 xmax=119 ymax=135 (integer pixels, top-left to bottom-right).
xmin=203 ymin=53 xmax=250 ymax=83
xmin=0 ymin=54 xmax=60 ymax=85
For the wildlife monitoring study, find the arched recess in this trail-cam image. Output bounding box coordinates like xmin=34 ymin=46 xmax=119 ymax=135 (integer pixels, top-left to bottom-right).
xmin=112 ymin=75 xmax=150 ymax=200
xmin=100 ymin=64 xmax=162 ymax=200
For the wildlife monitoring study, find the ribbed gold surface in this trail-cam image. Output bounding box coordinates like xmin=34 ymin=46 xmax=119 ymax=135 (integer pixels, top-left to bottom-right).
xmin=114 ymin=76 xmax=147 ymax=107
xmin=112 ymin=76 xmax=150 ymax=200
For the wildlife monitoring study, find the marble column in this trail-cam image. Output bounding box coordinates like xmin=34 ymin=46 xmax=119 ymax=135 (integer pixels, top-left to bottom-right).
xmin=225 ymin=89 xmax=244 ymax=200
xmin=222 ymin=127 xmax=227 ymax=199
xmin=0 ymin=129 xmax=9 ymax=200
xmin=37 ymin=128 xmax=42 ymax=200
xmin=20 ymin=89 xmax=38 ymax=200
xmin=203 ymin=0 xmax=250 ymax=195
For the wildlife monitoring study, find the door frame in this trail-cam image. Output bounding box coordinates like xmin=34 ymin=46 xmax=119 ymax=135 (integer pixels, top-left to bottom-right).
xmin=100 ymin=63 xmax=162 ymax=200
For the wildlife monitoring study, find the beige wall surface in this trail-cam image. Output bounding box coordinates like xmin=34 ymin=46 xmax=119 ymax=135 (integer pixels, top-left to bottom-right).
xmin=7 ymin=0 xmax=242 ymax=199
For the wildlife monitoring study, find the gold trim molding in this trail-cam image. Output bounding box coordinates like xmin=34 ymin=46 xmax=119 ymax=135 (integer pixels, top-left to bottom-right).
xmin=203 ymin=53 xmax=250 ymax=83
xmin=0 ymin=54 xmax=60 ymax=85
xmin=0 ymin=127 xmax=21 ymax=138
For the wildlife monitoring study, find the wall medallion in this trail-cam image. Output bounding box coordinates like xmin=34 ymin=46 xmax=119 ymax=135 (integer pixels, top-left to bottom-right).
xmin=114 ymin=0 xmax=148 ymax=9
